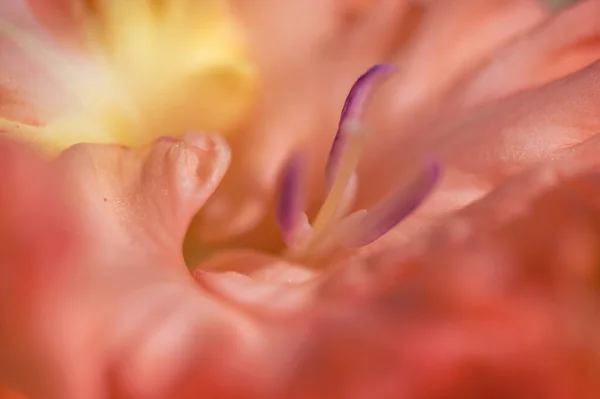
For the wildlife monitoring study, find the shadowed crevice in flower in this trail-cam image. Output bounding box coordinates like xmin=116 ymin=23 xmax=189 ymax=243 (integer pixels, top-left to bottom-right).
xmin=276 ymin=65 xmax=441 ymax=262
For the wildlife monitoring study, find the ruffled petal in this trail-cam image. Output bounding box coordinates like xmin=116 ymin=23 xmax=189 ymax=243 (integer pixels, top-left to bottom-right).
xmin=54 ymin=133 xmax=231 ymax=250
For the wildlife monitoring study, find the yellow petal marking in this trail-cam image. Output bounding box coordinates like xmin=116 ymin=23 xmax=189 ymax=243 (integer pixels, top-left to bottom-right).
xmin=1 ymin=0 xmax=257 ymax=152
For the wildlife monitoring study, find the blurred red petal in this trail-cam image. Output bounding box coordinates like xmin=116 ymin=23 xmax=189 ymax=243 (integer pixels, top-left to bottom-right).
xmin=0 ymin=387 xmax=26 ymax=399
xmin=0 ymin=138 xmax=73 ymax=303
xmin=291 ymin=168 xmax=600 ymax=398
xmin=0 ymin=138 xmax=76 ymax=398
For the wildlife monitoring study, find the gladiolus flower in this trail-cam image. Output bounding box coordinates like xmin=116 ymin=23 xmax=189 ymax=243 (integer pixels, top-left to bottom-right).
xmin=1 ymin=0 xmax=600 ymax=398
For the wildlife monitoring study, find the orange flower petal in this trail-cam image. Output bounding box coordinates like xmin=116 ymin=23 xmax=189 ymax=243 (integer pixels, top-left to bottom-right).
xmin=459 ymin=0 xmax=600 ymax=107
xmin=382 ymin=0 xmax=548 ymax=113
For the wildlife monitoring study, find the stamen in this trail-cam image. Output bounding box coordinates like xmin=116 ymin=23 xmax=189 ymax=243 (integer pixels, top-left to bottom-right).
xmin=334 ymin=173 xmax=358 ymax=221
xmin=283 ymin=173 xmax=358 ymax=260
xmin=276 ymin=154 xmax=311 ymax=248
xmin=341 ymin=158 xmax=441 ymax=248
xmin=311 ymin=126 xmax=365 ymax=240
xmin=276 ymin=64 xmax=438 ymax=263
xmin=325 ymin=64 xmax=394 ymax=192
xmin=312 ymin=64 xmax=394 ymax=241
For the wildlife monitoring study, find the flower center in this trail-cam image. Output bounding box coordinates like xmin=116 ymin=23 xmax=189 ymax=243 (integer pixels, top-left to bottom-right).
xmin=0 ymin=0 xmax=256 ymax=152
xmin=276 ymin=65 xmax=441 ymax=265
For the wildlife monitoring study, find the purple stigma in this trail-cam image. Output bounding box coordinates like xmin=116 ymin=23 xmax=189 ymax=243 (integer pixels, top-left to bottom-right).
xmin=276 ymin=154 xmax=307 ymax=246
xmin=343 ymin=158 xmax=442 ymax=248
xmin=325 ymin=64 xmax=395 ymax=192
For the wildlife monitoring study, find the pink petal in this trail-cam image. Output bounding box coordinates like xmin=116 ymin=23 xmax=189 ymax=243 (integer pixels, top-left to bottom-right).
xmin=358 ymin=5 xmax=600 ymax=233
xmin=379 ymin=0 xmax=547 ymax=114
xmin=458 ymin=0 xmax=600 ymax=107
xmin=24 ymin=0 xmax=86 ymax=51
xmin=0 ymin=0 xmax=74 ymax=125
